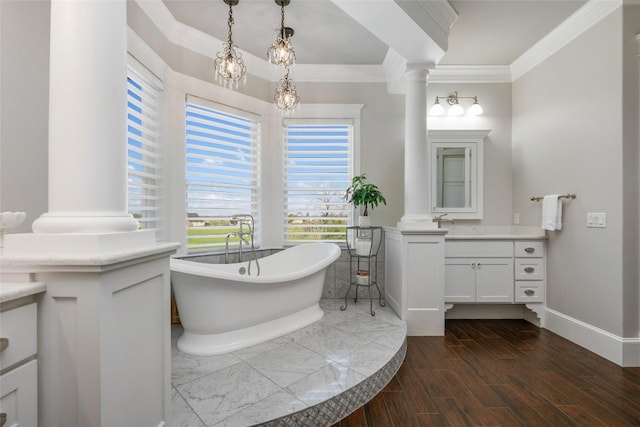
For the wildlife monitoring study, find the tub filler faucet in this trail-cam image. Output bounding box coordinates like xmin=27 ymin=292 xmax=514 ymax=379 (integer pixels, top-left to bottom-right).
xmin=225 ymin=214 xmax=260 ymax=275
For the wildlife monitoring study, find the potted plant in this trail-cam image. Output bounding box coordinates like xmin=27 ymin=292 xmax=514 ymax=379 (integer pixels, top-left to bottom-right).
xmin=344 ymin=174 xmax=387 ymax=228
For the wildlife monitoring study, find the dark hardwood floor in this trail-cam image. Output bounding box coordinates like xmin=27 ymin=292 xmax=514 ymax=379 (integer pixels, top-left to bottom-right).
xmin=332 ymin=319 xmax=640 ymax=427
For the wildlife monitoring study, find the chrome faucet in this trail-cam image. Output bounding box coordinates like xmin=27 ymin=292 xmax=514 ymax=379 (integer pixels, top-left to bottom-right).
xmin=433 ymin=213 xmax=454 ymax=228
xmin=224 ymin=214 xmax=260 ymax=275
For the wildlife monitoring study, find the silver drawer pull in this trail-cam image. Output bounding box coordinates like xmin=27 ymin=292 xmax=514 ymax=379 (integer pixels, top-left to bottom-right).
xmin=524 ymin=289 xmax=535 ymax=296
xmin=524 ymin=247 xmax=535 ymax=253
xmin=0 ymin=338 xmax=8 ymax=353
xmin=524 ymin=267 xmax=535 ymax=273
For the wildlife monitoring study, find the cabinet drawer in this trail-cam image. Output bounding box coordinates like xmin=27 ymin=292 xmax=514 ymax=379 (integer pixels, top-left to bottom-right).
xmin=0 ymin=359 xmax=37 ymax=427
xmin=515 ymin=281 xmax=545 ymax=302
xmin=515 ymin=241 xmax=544 ymax=258
xmin=445 ymin=241 xmax=513 ymax=258
xmin=0 ymin=303 xmax=37 ymax=371
xmin=515 ymin=259 xmax=544 ymax=280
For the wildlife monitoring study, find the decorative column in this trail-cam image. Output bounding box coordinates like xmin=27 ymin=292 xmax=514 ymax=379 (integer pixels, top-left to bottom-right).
xmin=1 ymin=1 xmax=179 ymax=426
xmin=31 ymin=0 xmax=137 ymax=234
xmin=399 ymin=66 xmax=436 ymax=230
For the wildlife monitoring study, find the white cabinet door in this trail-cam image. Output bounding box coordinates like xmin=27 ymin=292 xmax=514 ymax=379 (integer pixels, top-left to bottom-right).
xmin=475 ymin=258 xmax=514 ymax=302
xmin=444 ymin=259 xmax=475 ymax=302
xmin=0 ymin=360 xmax=37 ymax=427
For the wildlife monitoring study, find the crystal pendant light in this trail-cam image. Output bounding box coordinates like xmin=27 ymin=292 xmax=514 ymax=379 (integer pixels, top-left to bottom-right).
xmin=267 ymin=0 xmax=295 ymax=67
xmin=214 ymin=0 xmax=247 ymax=89
xmin=274 ymin=68 xmax=300 ymax=111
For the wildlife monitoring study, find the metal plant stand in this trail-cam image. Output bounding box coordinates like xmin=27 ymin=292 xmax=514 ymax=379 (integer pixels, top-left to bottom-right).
xmin=341 ymin=226 xmax=386 ymax=316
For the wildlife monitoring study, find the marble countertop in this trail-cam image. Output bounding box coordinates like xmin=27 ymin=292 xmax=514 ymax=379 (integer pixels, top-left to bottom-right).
xmin=443 ymin=225 xmax=547 ymax=240
xmin=0 ymin=282 xmax=46 ymax=304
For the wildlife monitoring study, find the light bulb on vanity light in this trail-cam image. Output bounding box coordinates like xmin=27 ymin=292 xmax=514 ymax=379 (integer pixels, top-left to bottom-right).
xmin=428 ymin=98 xmax=445 ymax=116
xmin=467 ymin=97 xmax=484 ymax=116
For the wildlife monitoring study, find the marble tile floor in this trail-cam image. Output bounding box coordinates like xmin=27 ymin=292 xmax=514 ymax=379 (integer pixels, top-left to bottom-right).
xmin=171 ymin=299 xmax=407 ymax=427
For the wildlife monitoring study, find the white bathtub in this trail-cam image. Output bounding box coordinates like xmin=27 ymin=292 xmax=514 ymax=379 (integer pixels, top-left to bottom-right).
xmin=170 ymin=242 xmax=341 ymax=355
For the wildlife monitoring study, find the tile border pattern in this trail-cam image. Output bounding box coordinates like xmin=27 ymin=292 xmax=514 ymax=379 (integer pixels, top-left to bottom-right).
xmin=257 ymin=337 xmax=407 ymax=426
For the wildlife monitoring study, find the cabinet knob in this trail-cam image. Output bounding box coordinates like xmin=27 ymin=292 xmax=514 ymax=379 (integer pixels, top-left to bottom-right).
xmin=524 ymin=247 xmax=535 ymax=253
xmin=0 ymin=338 xmax=8 ymax=353
xmin=0 ymin=412 xmax=6 ymax=427
xmin=524 ymin=267 xmax=535 ymax=273
xmin=524 ymin=289 xmax=535 ymax=296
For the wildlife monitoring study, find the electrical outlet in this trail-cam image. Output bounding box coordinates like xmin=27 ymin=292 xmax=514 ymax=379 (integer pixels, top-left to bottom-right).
xmin=587 ymin=212 xmax=607 ymax=228
xmin=513 ymin=213 xmax=520 ymax=225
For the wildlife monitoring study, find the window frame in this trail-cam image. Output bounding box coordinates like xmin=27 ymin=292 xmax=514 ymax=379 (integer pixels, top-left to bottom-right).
xmin=282 ymin=119 xmax=355 ymax=245
xmin=184 ymin=95 xmax=261 ymax=254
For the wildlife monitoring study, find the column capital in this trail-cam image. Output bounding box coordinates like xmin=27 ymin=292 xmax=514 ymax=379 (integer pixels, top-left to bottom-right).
xmin=403 ymin=63 xmax=436 ymax=83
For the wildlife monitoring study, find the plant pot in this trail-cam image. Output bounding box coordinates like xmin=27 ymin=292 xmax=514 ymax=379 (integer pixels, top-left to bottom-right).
xmin=358 ymin=215 xmax=371 ymax=228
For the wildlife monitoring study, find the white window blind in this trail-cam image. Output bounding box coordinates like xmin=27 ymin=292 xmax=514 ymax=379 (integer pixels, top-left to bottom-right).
xmin=185 ymin=98 xmax=260 ymax=253
xmin=283 ymin=121 xmax=353 ymax=244
xmin=127 ymin=68 xmax=162 ymax=233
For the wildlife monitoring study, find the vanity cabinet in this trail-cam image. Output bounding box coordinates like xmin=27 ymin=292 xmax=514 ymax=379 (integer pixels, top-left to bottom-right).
xmin=445 ymin=239 xmax=546 ymax=305
xmin=0 ymin=300 xmax=38 ymax=427
xmin=445 ymin=241 xmax=514 ymax=303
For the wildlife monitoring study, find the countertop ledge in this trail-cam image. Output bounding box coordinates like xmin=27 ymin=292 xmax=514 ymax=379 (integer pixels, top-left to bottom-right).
xmin=443 ymin=225 xmax=547 ymax=240
xmin=446 ymin=234 xmax=547 ymax=240
xmin=0 ymin=282 xmax=46 ymax=304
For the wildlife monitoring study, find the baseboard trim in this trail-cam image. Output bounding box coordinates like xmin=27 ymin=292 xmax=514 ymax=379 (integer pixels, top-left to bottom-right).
xmin=545 ymin=307 xmax=640 ymax=367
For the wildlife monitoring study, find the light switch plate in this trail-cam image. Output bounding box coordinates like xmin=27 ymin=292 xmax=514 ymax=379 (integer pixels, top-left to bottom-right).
xmin=587 ymin=212 xmax=606 ymax=228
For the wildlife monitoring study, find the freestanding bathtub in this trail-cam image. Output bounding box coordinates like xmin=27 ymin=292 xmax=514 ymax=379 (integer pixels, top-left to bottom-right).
xmin=170 ymin=242 xmax=341 ymax=355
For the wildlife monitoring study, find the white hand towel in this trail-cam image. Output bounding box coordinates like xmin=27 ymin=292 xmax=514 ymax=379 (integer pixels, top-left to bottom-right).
xmin=542 ymin=195 xmax=562 ymax=231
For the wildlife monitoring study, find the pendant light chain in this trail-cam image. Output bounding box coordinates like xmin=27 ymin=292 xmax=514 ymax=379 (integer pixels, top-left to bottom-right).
xmin=227 ymin=2 xmax=234 ymax=46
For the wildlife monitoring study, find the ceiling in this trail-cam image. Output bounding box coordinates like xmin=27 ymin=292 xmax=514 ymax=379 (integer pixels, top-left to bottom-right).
xmin=162 ymin=0 xmax=587 ymax=68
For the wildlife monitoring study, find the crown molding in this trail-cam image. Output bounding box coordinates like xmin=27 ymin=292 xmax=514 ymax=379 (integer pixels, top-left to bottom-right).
xmin=510 ymin=0 xmax=623 ymax=81
xmin=428 ymin=65 xmax=512 ymax=83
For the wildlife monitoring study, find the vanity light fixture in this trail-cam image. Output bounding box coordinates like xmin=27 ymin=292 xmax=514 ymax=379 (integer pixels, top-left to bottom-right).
xmin=267 ymin=0 xmax=296 ymax=67
xmin=429 ymin=91 xmax=483 ymax=116
xmin=214 ymin=0 xmax=247 ymax=89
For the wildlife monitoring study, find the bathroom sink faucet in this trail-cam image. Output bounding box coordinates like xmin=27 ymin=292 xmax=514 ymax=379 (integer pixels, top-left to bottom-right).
xmin=433 ymin=213 xmax=454 ymax=228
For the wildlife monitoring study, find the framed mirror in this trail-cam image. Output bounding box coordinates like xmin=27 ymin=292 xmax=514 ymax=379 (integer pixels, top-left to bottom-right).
xmin=429 ymin=129 xmax=489 ymax=219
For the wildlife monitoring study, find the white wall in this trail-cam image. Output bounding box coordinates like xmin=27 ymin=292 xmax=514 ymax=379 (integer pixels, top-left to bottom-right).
xmin=621 ymin=3 xmax=640 ymax=338
xmin=512 ymin=10 xmax=625 ymax=336
xmin=427 ymin=83 xmax=513 ymax=225
xmin=0 ymin=0 xmax=49 ymax=233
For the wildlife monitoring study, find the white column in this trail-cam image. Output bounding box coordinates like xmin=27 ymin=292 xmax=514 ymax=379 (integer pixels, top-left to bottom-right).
xmin=399 ymin=67 xmax=436 ymax=229
xmin=32 ymin=0 xmax=137 ymax=234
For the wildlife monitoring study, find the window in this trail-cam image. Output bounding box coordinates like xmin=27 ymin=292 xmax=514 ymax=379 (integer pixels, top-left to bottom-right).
xmin=126 ymin=66 xmax=163 ymax=233
xmin=283 ymin=121 xmax=353 ymax=244
xmin=185 ymin=97 xmax=260 ymax=253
